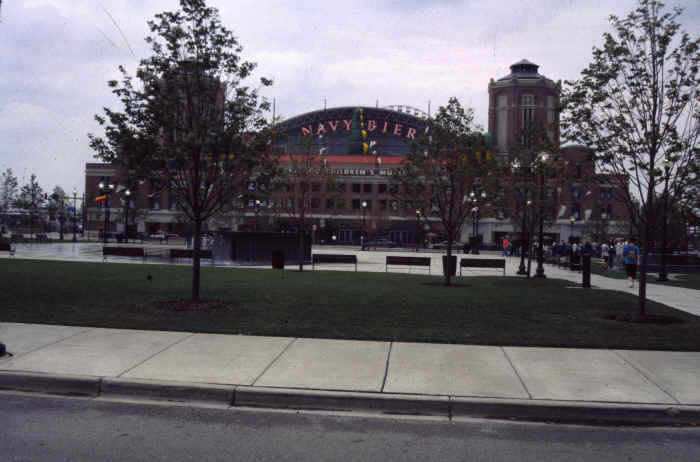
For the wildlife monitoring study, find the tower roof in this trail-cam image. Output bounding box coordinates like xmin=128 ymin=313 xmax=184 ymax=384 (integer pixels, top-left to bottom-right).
xmin=498 ymin=59 xmax=544 ymax=81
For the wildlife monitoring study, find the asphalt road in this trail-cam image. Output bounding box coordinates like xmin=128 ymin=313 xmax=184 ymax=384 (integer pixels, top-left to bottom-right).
xmin=2 ymin=392 xmax=699 ymax=462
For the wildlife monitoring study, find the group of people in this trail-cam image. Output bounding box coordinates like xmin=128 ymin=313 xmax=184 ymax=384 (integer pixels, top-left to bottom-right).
xmin=501 ymin=236 xmax=642 ymax=288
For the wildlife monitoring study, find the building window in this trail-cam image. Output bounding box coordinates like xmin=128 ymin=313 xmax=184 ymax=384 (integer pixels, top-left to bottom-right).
xmin=352 ymin=199 xmax=361 ymax=209
xmin=378 ymin=184 xmax=387 ymax=194
xmin=247 ymin=181 xmax=256 ymax=191
xmin=311 ymin=183 xmax=320 ymax=192
xmin=521 ymin=94 xmax=535 ymax=106
xmin=380 ymin=199 xmax=387 ymax=210
xmin=389 ymin=184 xmax=398 ymax=194
xmin=311 ymin=198 xmax=320 ymax=209
xmin=607 ymin=205 xmax=613 ymax=218
xmin=336 ymin=199 xmax=345 ymax=210
xmin=390 ymin=200 xmax=398 ymax=211
xmin=572 ymin=187 xmax=581 ymax=200
xmin=352 ymin=183 xmax=361 ymax=193
xmin=404 ymin=200 xmax=413 ymax=211
xmin=363 ymin=183 xmax=372 ymax=193
xmin=600 ymin=188 xmax=613 ymax=200
xmin=336 ymin=183 xmax=346 ymax=192
xmin=151 ymin=195 xmax=160 ymax=210
xmin=326 ymin=198 xmax=334 ymax=209
xmin=572 ymin=203 xmax=581 ymax=220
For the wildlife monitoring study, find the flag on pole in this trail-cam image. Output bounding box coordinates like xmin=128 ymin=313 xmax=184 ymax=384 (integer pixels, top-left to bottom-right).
xmin=95 ymin=195 xmax=107 ymax=203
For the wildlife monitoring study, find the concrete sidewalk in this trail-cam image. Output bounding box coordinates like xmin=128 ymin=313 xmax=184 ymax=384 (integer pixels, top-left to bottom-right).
xmin=1 ymin=322 xmax=699 ymax=424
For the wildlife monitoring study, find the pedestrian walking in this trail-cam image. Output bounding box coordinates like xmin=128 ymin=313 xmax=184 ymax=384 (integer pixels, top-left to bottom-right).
xmin=601 ymin=242 xmax=609 ymax=268
xmin=622 ymin=238 xmax=641 ymax=288
xmin=502 ymin=236 xmax=509 ymax=257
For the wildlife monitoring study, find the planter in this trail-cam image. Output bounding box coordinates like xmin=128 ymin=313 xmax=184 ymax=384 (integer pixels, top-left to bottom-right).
xmin=271 ymin=250 xmax=285 ymax=270
xmin=442 ymin=255 xmax=457 ymax=277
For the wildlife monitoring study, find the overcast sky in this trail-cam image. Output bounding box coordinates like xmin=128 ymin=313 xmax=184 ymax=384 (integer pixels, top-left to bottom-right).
xmin=0 ymin=0 xmax=698 ymax=196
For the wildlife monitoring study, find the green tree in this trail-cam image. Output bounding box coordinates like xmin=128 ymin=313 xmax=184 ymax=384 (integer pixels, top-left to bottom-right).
xmin=0 ymin=168 xmax=19 ymax=215
xmin=89 ymin=0 xmax=272 ymax=300
xmin=15 ymin=174 xmax=45 ymax=238
xmin=394 ymin=97 xmax=496 ymax=286
xmin=561 ymin=0 xmax=699 ymax=317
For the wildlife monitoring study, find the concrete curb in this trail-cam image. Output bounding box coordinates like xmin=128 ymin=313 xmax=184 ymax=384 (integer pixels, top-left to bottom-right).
xmin=0 ymin=371 xmax=101 ymax=397
xmin=101 ymin=378 xmax=234 ymax=406
xmin=1 ymin=371 xmax=699 ymax=425
xmin=450 ymin=397 xmax=700 ymax=425
xmin=234 ymin=386 xmax=450 ymax=416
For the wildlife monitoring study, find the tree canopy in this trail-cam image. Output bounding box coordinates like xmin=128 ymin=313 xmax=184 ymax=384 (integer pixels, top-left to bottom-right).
xmin=89 ymin=0 xmax=273 ymax=300
xmin=561 ymin=0 xmax=699 ymax=316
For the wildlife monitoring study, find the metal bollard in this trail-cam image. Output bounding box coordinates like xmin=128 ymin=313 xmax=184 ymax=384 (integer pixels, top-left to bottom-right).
xmin=582 ymin=255 xmax=591 ymax=288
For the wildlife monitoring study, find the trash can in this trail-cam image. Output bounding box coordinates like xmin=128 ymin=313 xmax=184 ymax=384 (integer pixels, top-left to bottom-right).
xmin=442 ymin=255 xmax=457 ymax=277
xmin=272 ymin=250 xmax=285 ymax=270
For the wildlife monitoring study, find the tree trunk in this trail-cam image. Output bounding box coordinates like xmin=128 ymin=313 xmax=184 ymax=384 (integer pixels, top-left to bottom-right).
xmin=638 ymin=222 xmax=649 ymax=318
xmin=192 ymin=219 xmax=201 ymax=301
xmin=297 ymin=230 xmax=305 ymax=271
xmin=445 ymin=242 xmax=453 ymax=286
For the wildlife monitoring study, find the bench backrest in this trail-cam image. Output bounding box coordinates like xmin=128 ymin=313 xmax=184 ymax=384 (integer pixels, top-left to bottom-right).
xmin=170 ymin=248 xmax=213 ymax=258
xmin=386 ymin=256 xmax=431 ymax=266
xmin=312 ymin=254 xmax=357 ymax=264
xmin=0 ymin=242 xmax=11 ymax=251
xmin=103 ymin=246 xmax=145 ymax=257
xmin=459 ymin=258 xmax=505 ymax=268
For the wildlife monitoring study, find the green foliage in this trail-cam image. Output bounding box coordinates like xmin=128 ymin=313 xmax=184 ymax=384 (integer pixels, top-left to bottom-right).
xmin=394 ymin=97 xmax=498 ymax=284
xmin=88 ymin=0 xmax=273 ymax=299
xmin=561 ymin=0 xmax=699 ymax=315
xmin=0 ymin=168 xmax=18 ymax=213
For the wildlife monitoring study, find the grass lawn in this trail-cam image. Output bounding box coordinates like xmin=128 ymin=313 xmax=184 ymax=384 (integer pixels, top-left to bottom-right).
xmin=590 ymin=258 xmax=700 ymax=290
xmin=2 ymin=259 xmax=699 ymax=351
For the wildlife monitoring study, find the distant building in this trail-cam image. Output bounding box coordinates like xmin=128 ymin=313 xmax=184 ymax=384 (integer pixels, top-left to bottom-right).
xmin=85 ymin=60 xmax=629 ymax=245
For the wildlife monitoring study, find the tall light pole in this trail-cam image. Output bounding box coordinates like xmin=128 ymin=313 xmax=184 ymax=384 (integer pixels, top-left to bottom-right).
xmin=470 ymin=190 xmax=486 ymax=255
xmin=72 ymin=187 xmax=78 ymax=243
xmin=99 ymin=181 xmax=114 ymax=244
xmin=254 ymin=199 xmax=261 ymax=231
xmin=415 ymin=209 xmax=421 ymax=251
xmin=535 ymin=152 xmax=549 ymax=278
xmin=518 ymin=199 xmax=532 ymax=275
xmin=361 ymin=200 xmax=367 ymax=249
xmin=124 ymin=189 xmax=131 ymax=243
xmin=569 ymin=216 xmax=576 ymax=243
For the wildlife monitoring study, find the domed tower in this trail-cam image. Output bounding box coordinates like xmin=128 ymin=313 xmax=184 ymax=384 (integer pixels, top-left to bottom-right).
xmin=488 ymin=59 xmax=561 ymax=156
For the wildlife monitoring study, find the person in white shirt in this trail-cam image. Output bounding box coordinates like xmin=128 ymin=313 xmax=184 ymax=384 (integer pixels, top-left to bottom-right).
xmin=601 ymin=242 xmax=609 ymax=268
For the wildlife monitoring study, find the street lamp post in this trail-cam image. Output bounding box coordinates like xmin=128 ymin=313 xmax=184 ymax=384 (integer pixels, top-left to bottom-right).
xmin=124 ymin=189 xmax=131 ymax=243
xmin=254 ymin=199 xmax=261 ymax=231
xmin=58 ymin=198 xmax=65 ymax=241
xmin=415 ymin=209 xmax=421 ymax=251
xmin=535 ymin=152 xmax=549 ymax=279
xmin=361 ymin=201 xmax=367 ymax=250
xmin=470 ymin=190 xmax=486 ymax=255
xmin=99 ymin=181 xmax=114 ymax=244
xmin=569 ymin=216 xmax=576 ymax=243
xmin=517 ymin=199 xmax=532 ymax=275
xmin=72 ymin=188 xmax=78 ymax=243
xmin=601 ymin=212 xmax=608 ymax=243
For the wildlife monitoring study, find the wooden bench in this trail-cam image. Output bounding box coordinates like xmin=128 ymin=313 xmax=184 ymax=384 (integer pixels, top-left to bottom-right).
xmin=385 ymin=256 xmax=431 ymax=274
xmin=103 ymin=246 xmax=146 ymax=262
xmin=0 ymin=242 xmax=15 ymax=258
xmin=312 ymin=254 xmax=357 ymax=271
xmin=169 ymin=248 xmax=213 ymax=264
xmin=459 ymin=258 xmax=506 ymax=276
xmin=11 ymin=233 xmax=25 ymax=242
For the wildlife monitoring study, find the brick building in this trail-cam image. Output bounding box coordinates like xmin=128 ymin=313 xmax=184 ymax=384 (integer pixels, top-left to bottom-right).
xmin=85 ymin=60 xmax=629 ymax=245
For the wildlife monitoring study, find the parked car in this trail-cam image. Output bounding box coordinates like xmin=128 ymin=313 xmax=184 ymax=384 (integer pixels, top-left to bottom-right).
xmin=365 ymin=238 xmax=398 ymax=248
xmin=432 ymin=241 xmax=465 ymax=250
